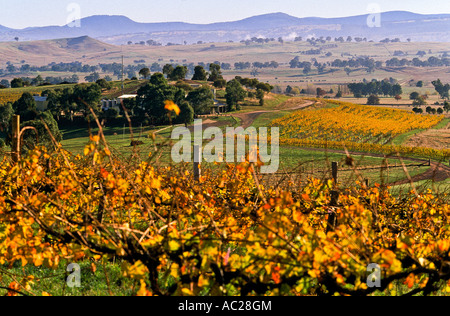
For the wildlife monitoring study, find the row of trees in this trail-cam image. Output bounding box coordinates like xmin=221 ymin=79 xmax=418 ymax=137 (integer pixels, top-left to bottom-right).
xmin=0 ymin=75 xmax=80 ymax=88
xmin=3 ymin=61 xmax=98 ymax=74
xmin=348 ymin=80 xmax=403 ymax=98
xmin=386 ymin=56 xmax=450 ymax=68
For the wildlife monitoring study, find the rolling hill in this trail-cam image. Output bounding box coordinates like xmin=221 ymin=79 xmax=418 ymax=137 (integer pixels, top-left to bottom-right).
xmin=0 ymin=36 xmax=116 ymax=65
xmin=0 ymin=11 xmax=449 ymax=45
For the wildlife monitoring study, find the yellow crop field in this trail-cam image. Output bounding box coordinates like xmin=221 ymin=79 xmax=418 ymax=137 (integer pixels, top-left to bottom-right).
xmin=271 ymin=100 xmax=449 ymax=159
xmin=0 ymin=90 xmax=26 ymax=104
xmin=271 ymin=101 xmax=444 ymax=145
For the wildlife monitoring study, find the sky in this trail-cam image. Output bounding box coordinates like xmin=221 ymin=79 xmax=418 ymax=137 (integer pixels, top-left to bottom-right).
xmin=1 ymin=0 xmax=450 ymax=29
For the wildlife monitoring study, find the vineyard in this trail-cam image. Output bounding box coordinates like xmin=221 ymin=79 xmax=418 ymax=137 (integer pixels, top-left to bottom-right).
xmin=1 ymin=132 xmax=450 ymax=296
xmin=271 ymin=101 xmax=443 ymax=144
xmin=271 ymin=100 xmax=450 ymax=159
xmin=0 ymin=84 xmax=75 ymax=104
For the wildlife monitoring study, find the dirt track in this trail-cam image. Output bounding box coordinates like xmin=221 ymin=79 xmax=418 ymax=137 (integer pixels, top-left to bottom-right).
xmin=389 ymin=162 xmax=450 ymax=186
xmin=232 ymin=99 xmax=315 ymax=129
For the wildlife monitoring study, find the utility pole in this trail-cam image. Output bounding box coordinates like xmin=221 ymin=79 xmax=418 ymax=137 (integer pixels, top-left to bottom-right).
xmin=121 ymin=54 xmax=124 ymax=96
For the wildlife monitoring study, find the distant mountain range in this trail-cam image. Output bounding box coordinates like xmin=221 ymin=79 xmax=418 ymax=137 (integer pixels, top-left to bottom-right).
xmin=0 ymin=11 xmax=449 ymax=44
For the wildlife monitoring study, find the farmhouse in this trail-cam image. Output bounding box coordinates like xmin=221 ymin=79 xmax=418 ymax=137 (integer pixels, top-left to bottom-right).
xmin=101 ymin=94 xmax=137 ymax=112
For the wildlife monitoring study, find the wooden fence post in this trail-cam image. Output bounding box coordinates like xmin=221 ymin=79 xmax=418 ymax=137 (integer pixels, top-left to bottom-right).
xmin=326 ymin=190 xmax=340 ymax=234
xmin=326 ymin=162 xmax=340 ymax=233
xmin=11 ymin=115 xmax=20 ymax=163
xmin=331 ymin=161 xmax=338 ymax=183
xmin=194 ymin=145 xmax=201 ymax=181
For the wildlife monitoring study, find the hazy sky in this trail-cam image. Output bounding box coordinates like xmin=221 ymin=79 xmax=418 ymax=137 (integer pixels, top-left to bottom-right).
xmin=2 ymin=0 xmax=450 ymax=29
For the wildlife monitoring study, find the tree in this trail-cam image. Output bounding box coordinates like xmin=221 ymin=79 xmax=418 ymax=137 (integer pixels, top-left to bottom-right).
xmin=437 ymin=107 xmax=444 ymax=114
xmin=395 ymin=95 xmax=402 ymax=102
xmin=367 ymin=95 xmax=380 ymax=105
xmin=409 ymin=92 xmax=420 ymax=100
xmin=21 ymin=111 xmax=62 ymax=152
xmin=0 ymin=103 xmax=14 ymax=128
xmin=72 ymin=83 xmax=102 ymax=117
xmin=225 ymin=79 xmax=246 ymax=112
xmin=186 ymin=86 xmax=214 ymax=115
xmin=136 ymin=75 xmax=185 ymax=125
xmin=444 ymin=101 xmax=450 ymax=113
xmin=303 ymin=63 xmax=312 ymax=75
xmin=0 ymin=79 xmax=10 ymax=88
xmin=150 ymin=72 xmax=168 ymax=87
xmin=13 ymin=92 xmax=37 ymax=122
xmin=316 ymin=88 xmax=327 ymax=98
xmin=256 ymin=89 xmax=265 ymax=106
xmin=392 ymin=84 xmax=402 ymax=97
xmin=139 ymin=68 xmax=151 ymax=80
xmin=431 ymin=79 xmax=450 ymax=99
xmin=11 ymin=78 xmax=24 ymax=88
xmin=84 ymin=72 xmax=100 ymax=83
xmin=96 ymin=78 xmax=112 ymax=90
xmin=413 ymin=96 xmax=427 ymax=106
xmin=169 ymin=66 xmax=188 ymax=81
xmin=213 ymin=79 xmax=227 ymax=89
xmin=150 ymin=63 xmax=162 ymax=72
xmin=177 ymin=101 xmax=194 ymax=127
xmin=192 ymin=66 xmax=208 ymax=81
xmin=208 ymin=64 xmax=223 ymax=82
xmin=31 ymin=75 xmax=44 ymax=86
xmin=162 ymin=64 xmax=174 ymax=79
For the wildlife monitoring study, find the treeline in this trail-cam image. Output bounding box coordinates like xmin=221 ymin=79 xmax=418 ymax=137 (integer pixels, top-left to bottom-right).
xmin=0 ymin=75 xmax=80 ymax=88
xmin=386 ymin=56 xmax=450 ymax=67
xmin=348 ymin=79 xmax=403 ymax=98
xmin=2 ymin=61 xmax=98 ymax=74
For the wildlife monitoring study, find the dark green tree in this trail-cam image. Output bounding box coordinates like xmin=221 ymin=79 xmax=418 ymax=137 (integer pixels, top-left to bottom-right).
xmin=21 ymin=111 xmax=62 ymax=152
xmin=139 ymin=67 xmax=151 ymax=79
xmin=208 ymin=64 xmax=223 ymax=82
xmin=225 ymin=79 xmax=246 ymax=112
xmin=432 ymin=79 xmax=450 ymax=99
xmin=177 ymin=100 xmax=194 ymax=127
xmin=367 ymin=95 xmax=380 ymax=105
xmin=444 ymin=101 xmax=450 ymax=113
xmin=72 ymin=83 xmax=102 ymax=117
xmin=11 ymin=78 xmax=25 ymax=88
xmin=409 ymin=92 xmax=420 ymax=100
xmin=169 ymin=66 xmax=188 ymax=81
xmin=162 ymin=64 xmax=174 ymax=79
xmin=13 ymin=92 xmax=37 ymax=121
xmin=150 ymin=73 xmax=168 ymax=87
xmin=96 ymin=78 xmax=112 ymax=90
xmin=256 ymin=89 xmax=265 ymax=106
xmin=192 ymin=66 xmax=208 ymax=81
xmin=186 ymin=86 xmax=214 ymax=115
xmin=136 ymin=78 xmax=185 ymax=125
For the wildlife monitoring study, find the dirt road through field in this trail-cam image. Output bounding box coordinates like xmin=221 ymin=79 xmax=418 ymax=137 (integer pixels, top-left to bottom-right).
xmin=232 ymin=99 xmax=315 ymax=129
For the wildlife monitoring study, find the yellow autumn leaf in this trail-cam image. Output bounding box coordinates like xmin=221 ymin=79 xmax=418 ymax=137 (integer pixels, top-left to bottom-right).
xmin=122 ymin=260 xmax=149 ymax=280
xmin=164 ymin=100 xmax=181 ymax=116
xmin=169 ymin=240 xmax=180 ymax=252
xmin=181 ymin=288 xmax=194 ymax=296
xmin=198 ymin=275 xmax=209 ymax=287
